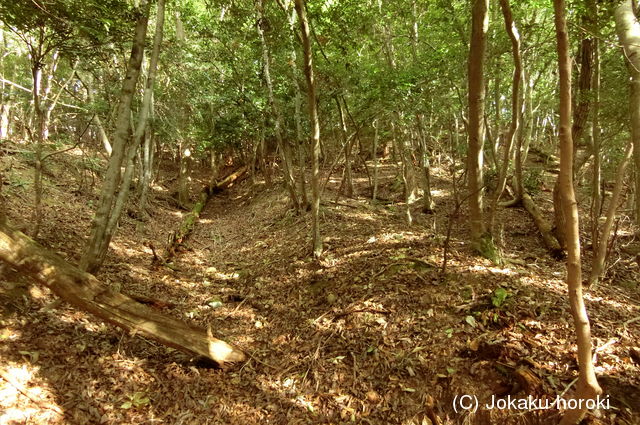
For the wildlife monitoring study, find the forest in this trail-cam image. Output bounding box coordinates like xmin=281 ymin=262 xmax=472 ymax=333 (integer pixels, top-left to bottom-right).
xmin=0 ymin=0 xmax=639 ymax=423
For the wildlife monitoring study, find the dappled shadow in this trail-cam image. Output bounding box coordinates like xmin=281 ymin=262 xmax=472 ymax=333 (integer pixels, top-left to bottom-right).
xmin=1 ymin=152 xmax=639 ymax=424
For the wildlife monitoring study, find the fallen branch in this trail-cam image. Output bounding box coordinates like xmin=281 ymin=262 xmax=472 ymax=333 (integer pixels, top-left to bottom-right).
xmin=0 ymin=221 xmax=246 ymax=367
xmin=163 ymin=166 xmax=247 ymax=262
xmin=521 ymin=192 xmax=564 ymax=258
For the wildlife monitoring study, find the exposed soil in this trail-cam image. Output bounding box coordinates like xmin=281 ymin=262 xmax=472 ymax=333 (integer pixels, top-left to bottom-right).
xmin=1 ymin=146 xmax=639 ymax=424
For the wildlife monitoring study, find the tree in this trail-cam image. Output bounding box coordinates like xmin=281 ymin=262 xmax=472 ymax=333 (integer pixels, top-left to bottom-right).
xmin=467 ymin=0 xmax=492 ymax=256
xmin=552 ymin=1 xmax=602 ymax=423
xmin=294 ymin=0 xmax=322 ymax=258
xmin=256 ymin=0 xmax=300 ymax=210
xmin=80 ymin=0 xmax=151 ymax=273
xmin=615 ymin=0 xmax=640 ymax=223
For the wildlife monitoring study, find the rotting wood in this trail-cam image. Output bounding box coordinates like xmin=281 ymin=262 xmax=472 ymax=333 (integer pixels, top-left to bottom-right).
xmin=0 ymin=221 xmax=246 ymax=367
xmin=163 ymin=165 xmax=247 ymax=262
xmin=521 ymin=191 xmax=564 ymax=258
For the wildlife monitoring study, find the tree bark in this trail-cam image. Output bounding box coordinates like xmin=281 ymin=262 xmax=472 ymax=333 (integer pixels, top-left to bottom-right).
xmin=257 ymin=0 xmax=300 ymax=211
xmin=590 ymin=38 xmax=602 ymax=249
xmin=78 ymin=73 xmax=112 ymax=155
xmin=372 ymin=119 xmax=379 ymax=201
xmin=614 ymin=0 xmax=640 ymax=222
xmin=283 ymin=1 xmax=309 ymax=209
xmin=467 ymin=0 xmax=490 ymax=251
xmin=0 ymin=221 xmax=245 ymax=366
xmin=80 ymin=1 xmax=150 ymax=273
xmin=521 ymin=192 xmax=563 ymax=258
xmin=137 ymin=0 xmax=165 ymax=216
xmin=336 ymin=96 xmax=354 ymax=198
xmin=295 ymin=0 xmax=322 ymax=258
xmin=553 ymin=1 xmax=602 ymax=423
xmin=489 ymin=0 xmax=522 ymax=232
xmin=589 ymin=143 xmax=632 ymax=286
xmin=415 ymin=114 xmax=434 ymax=213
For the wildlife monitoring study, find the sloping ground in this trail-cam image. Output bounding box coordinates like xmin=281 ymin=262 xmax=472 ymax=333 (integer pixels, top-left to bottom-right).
xmin=0 ymin=149 xmax=639 ymax=425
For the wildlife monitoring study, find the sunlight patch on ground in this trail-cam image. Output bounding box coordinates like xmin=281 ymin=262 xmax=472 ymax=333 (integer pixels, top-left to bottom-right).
xmin=204 ymin=267 xmax=240 ymax=281
xmin=338 ymin=210 xmax=376 ymax=222
xmin=110 ymin=241 xmax=147 ymax=259
xmin=376 ymin=231 xmax=422 ymax=243
xmin=0 ymin=323 xmax=21 ymax=341
xmin=0 ymin=364 xmax=60 ymax=424
xmin=467 ymin=265 xmax=516 ymax=276
xmin=430 ymin=189 xmax=449 ymax=198
xmin=586 ymin=293 xmax=639 ymax=315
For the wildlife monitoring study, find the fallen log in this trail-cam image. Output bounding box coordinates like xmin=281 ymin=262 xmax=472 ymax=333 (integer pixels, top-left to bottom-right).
xmin=521 ymin=192 xmax=564 ymax=259
xmin=0 ymin=221 xmax=246 ymax=367
xmin=164 ymin=165 xmax=247 ymax=261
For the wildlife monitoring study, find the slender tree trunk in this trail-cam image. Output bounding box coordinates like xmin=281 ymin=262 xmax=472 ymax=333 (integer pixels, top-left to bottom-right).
xmin=590 ymin=38 xmax=601 ymax=249
xmin=416 ymin=114 xmax=434 ymax=213
xmin=489 ymin=0 xmax=522 ymax=231
xmin=295 ymin=0 xmax=322 ymax=258
xmin=283 ymin=2 xmax=309 ymax=208
xmin=257 ymin=0 xmax=300 ymax=210
xmin=136 ymin=0 xmax=164 ymax=215
xmin=80 ymin=1 xmax=150 ymax=273
xmin=467 ymin=0 xmax=490 ymax=253
xmin=0 ymin=28 xmax=14 ymax=139
xmin=78 ymin=73 xmax=112 ymax=155
xmin=98 ymin=0 xmax=163 ymax=258
xmin=178 ymin=144 xmax=191 ymax=207
xmin=336 ymin=96 xmax=354 ymax=198
xmin=614 ymin=0 xmax=640 ymax=223
xmin=553 ymin=2 xmax=602 ymax=423
xmin=589 ymin=143 xmax=632 ymax=287
xmin=372 ymin=119 xmax=379 ymax=201
xmin=30 ymin=60 xmax=45 ymax=239
xmin=409 ymin=3 xmax=434 ymax=214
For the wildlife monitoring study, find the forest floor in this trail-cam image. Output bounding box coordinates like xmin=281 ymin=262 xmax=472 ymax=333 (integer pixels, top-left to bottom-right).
xmin=1 ymin=145 xmax=639 ymax=425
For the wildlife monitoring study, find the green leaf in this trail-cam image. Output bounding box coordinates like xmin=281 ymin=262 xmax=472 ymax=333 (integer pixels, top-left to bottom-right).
xmin=464 ymin=315 xmax=477 ymax=327
xmin=491 ymin=287 xmax=509 ymax=308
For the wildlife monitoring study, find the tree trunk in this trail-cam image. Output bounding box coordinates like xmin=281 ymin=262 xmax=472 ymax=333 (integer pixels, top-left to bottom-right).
xmin=589 ymin=144 xmax=632 ymax=287
xmin=284 ymin=2 xmax=309 ymax=209
xmin=295 ymin=0 xmax=322 ymax=258
xmin=80 ymin=1 xmax=150 ymax=273
xmin=572 ymin=0 xmax=596 ymax=161
xmin=30 ymin=60 xmax=45 ymax=239
xmin=372 ymin=119 xmax=379 ymax=201
xmin=521 ymin=192 xmax=563 ymax=258
xmin=0 ymin=221 xmax=245 ymax=366
xmin=467 ymin=0 xmax=491 ymax=254
xmin=336 ymin=96 xmax=354 ymax=198
xmin=137 ymin=0 xmax=165 ymax=216
xmin=96 ymin=0 xmax=164 ymax=261
xmin=489 ymin=0 xmax=522 ymax=232
xmin=78 ymin=73 xmax=112 ymax=156
xmin=553 ymin=2 xmax=602 ymax=423
xmin=415 ymin=114 xmax=435 ymax=213
xmin=257 ymin=0 xmax=300 ymax=211
xmin=0 ymin=28 xmax=14 ymax=139
xmin=614 ymin=0 xmax=640 ymax=223
xmin=590 ymin=38 xmax=601 ymax=249
xmin=178 ymin=144 xmax=192 ymax=207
